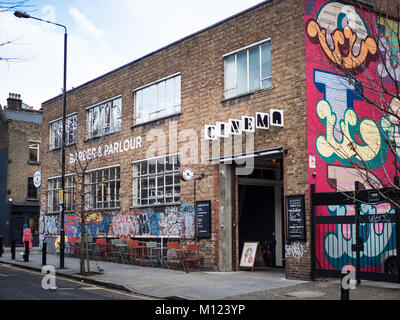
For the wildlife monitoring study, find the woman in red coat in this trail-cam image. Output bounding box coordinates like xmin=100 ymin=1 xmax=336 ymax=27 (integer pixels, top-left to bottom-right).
xmin=22 ymin=224 xmax=33 ymax=249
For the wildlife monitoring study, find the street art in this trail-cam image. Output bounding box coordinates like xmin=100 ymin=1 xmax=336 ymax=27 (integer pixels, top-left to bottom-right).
xmin=285 ymin=242 xmax=310 ymax=260
xmin=306 ymin=0 xmax=399 ymax=273
xmin=112 ymin=214 xmax=137 ymax=238
xmin=377 ymin=17 xmax=400 ymax=85
xmin=306 ymin=1 xmax=378 ymax=72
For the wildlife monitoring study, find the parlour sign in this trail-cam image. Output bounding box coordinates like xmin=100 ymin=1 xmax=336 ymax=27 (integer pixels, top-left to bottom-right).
xmin=69 ymin=136 xmax=142 ymax=164
xmin=204 ymin=110 xmax=284 ymax=140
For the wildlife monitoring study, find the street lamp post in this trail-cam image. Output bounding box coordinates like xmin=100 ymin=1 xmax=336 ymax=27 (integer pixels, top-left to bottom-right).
xmin=15 ymin=11 xmax=68 ymax=269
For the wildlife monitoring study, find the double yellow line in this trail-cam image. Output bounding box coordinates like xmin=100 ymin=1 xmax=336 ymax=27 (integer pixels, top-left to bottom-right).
xmin=1 ymin=263 xmax=155 ymax=300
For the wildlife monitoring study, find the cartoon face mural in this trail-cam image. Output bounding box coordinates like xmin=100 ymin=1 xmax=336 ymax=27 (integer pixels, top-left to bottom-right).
xmin=305 ymin=0 xmax=399 ymax=273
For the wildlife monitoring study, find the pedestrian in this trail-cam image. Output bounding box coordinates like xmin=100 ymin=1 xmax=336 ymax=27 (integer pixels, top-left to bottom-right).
xmin=22 ymin=224 xmax=33 ymax=249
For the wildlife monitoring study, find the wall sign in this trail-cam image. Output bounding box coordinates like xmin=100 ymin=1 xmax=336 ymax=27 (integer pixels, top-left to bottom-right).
xmin=69 ymin=135 xmax=142 ymax=164
xmin=33 ymin=171 xmax=41 ymax=188
xmin=286 ymin=195 xmax=306 ymax=241
xmin=196 ymin=200 xmax=212 ymax=239
xmin=204 ymin=110 xmax=284 ymax=140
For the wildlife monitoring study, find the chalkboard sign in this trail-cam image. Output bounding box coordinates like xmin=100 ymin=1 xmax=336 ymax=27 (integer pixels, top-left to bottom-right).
xmin=196 ymin=201 xmax=212 ymax=239
xmin=286 ymin=195 xmax=306 ymax=241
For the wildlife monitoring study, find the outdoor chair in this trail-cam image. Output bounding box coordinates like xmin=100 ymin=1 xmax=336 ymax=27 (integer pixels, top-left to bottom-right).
xmin=144 ymin=241 xmax=158 ymax=267
xmin=181 ymin=244 xmax=201 ymax=273
xmin=128 ymin=240 xmax=144 ymax=266
xmin=95 ymin=238 xmax=113 ymax=261
xmin=111 ymin=239 xmax=127 ymax=264
xmin=162 ymin=242 xmax=180 ymax=269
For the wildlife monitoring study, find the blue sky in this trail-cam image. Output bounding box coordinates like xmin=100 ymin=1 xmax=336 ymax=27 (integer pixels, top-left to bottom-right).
xmin=0 ymin=0 xmax=263 ymax=109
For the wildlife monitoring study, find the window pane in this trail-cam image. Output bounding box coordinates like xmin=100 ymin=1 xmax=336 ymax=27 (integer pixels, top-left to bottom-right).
xmin=224 ymin=55 xmax=236 ymax=98
xmin=249 ymin=46 xmax=260 ymax=91
xmin=236 ymin=51 xmax=248 ymax=95
xmin=261 ymin=42 xmax=271 ymax=84
xmin=165 ymin=78 xmax=174 ymax=113
xmin=158 ymin=81 xmax=166 ymax=115
xmin=174 ymin=75 xmax=181 ymax=110
xmin=112 ymin=98 xmax=122 ymax=132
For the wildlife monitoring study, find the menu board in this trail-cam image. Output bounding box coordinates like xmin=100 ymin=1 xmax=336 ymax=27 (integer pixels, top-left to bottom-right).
xmin=286 ymin=195 xmax=306 ymax=241
xmin=196 ymin=201 xmax=211 ymax=239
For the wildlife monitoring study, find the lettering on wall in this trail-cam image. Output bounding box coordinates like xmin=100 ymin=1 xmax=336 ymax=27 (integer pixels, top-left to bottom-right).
xmin=204 ymin=110 xmax=283 ymax=140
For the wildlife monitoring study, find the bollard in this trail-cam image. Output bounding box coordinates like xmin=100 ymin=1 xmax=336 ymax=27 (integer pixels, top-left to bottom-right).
xmin=42 ymin=242 xmax=47 ymax=266
xmin=340 ymin=272 xmax=350 ymax=301
xmin=24 ymin=241 xmax=29 ymax=262
xmin=0 ymin=236 xmax=3 ymax=257
xmin=11 ymin=240 xmax=15 ymax=260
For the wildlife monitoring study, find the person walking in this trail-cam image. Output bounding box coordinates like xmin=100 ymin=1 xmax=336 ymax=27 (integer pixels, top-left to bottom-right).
xmin=22 ymin=224 xmax=33 ymax=249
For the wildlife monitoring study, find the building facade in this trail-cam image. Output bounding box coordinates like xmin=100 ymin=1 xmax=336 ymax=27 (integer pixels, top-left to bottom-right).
xmin=40 ymin=0 xmax=399 ymax=280
xmin=0 ymin=94 xmax=42 ymax=247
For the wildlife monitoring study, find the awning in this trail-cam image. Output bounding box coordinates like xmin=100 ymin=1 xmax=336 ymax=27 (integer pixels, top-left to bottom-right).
xmin=207 ymin=147 xmax=286 ymax=163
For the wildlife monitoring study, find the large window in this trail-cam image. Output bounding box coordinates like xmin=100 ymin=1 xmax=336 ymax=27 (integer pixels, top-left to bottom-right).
xmin=85 ymin=166 xmax=121 ymax=210
xmin=49 ymin=114 xmax=77 ymax=150
xmin=133 ymin=154 xmax=180 ymax=206
xmin=48 ymin=175 xmax=74 ymax=213
xmin=224 ymin=40 xmax=271 ymax=99
xmin=134 ymin=74 xmax=181 ymax=125
xmin=86 ymin=96 xmax=122 ymax=139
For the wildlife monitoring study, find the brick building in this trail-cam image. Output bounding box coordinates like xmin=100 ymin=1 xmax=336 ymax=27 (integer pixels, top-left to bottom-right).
xmin=0 ymin=93 xmax=42 ymax=247
xmin=40 ymin=0 xmax=400 ymax=281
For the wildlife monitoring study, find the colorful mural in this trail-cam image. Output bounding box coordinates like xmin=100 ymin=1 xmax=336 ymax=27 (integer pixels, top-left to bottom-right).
xmin=305 ymin=0 xmax=399 ymax=273
xmin=40 ymin=204 xmax=197 ymax=244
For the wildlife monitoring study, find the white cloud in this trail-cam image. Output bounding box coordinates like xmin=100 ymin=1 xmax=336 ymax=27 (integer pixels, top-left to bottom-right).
xmin=69 ymin=7 xmax=105 ymax=40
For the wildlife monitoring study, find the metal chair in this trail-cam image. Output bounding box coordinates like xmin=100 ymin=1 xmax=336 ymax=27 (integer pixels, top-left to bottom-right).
xmin=145 ymin=241 xmax=158 ymax=267
xmin=128 ymin=240 xmax=142 ymax=265
xmin=181 ymin=244 xmax=201 ymax=273
xmin=163 ymin=242 xmax=180 ymax=269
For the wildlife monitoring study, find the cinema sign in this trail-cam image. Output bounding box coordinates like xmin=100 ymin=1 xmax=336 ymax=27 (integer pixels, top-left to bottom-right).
xmin=204 ymin=109 xmax=284 ymax=140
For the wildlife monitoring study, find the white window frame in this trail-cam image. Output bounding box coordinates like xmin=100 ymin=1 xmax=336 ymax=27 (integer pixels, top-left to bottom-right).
xmin=223 ymin=38 xmax=272 ymax=99
xmin=86 ymin=96 xmax=122 ymax=139
xmin=133 ymin=73 xmax=181 ymax=125
xmin=28 ymin=141 xmax=40 ymax=163
xmin=49 ymin=113 xmax=77 ymax=150
xmin=47 ymin=174 xmax=75 ymax=213
xmin=132 ymin=154 xmax=181 ymax=207
xmin=84 ymin=165 xmax=121 ymax=210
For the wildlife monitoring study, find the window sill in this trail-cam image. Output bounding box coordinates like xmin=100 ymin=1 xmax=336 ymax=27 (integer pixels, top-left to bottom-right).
xmin=49 ymin=144 xmax=76 ymax=152
xmin=131 ymin=202 xmax=181 ymax=209
xmin=84 ymin=130 xmax=121 ymax=143
xmin=26 ymin=198 xmax=39 ymax=202
xmin=131 ymin=112 xmax=182 ymax=129
xmin=28 ymin=161 xmax=40 ymax=165
xmin=221 ymin=86 xmax=274 ymax=106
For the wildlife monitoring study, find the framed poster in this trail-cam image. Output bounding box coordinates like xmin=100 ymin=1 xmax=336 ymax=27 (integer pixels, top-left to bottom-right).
xmin=239 ymin=242 xmax=259 ymax=270
xmin=196 ymin=201 xmax=211 ymax=239
xmin=286 ymin=195 xmax=306 ymax=241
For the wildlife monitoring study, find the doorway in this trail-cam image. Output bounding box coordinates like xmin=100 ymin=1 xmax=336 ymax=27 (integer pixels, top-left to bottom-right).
xmin=238 ymin=159 xmax=284 ymax=268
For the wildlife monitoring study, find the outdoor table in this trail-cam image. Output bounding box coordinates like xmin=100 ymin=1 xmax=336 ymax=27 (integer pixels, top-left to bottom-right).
xmin=151 ymin=246 xmax=168 ymax=267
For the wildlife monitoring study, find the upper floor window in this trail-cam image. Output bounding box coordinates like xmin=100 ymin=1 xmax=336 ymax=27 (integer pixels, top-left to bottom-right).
xmin=29 ymin=142 xmax=40 ymax=163
xmin=86 ymin=96 xmax=122 ymax=139
xmin=224 ymin=40 xmax=271 ymax=99
xmin=134 ymin=74 xmax=181 ymax=125
xmin=49 ymin=114 xmax=77 ymax=150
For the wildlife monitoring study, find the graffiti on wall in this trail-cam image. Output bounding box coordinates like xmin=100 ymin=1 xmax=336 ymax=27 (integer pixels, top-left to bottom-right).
xmin=305 ymin=0 xmax=399 ymax=272
xmin=42 ymin=203 xmax=197 ymax=240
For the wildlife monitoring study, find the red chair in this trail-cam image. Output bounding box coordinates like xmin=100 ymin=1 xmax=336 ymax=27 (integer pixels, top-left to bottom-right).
xmin=128 ymin=240 xmax=145 ymax=265
xmin=181 ymin=244 xmax=201 ymax=273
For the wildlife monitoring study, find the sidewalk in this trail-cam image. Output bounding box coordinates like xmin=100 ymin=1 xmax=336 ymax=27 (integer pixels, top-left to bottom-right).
xmin=1 ymin=248 xmax=399 ymax=300
xmin=0 ymin=248 xmax=304 ymax=300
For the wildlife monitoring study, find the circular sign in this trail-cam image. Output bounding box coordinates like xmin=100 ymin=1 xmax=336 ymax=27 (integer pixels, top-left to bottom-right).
xmin=180 ymin=167 xmax=194 ymax=181
xmin=33 ymin=171 xmax=41 ymax=188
